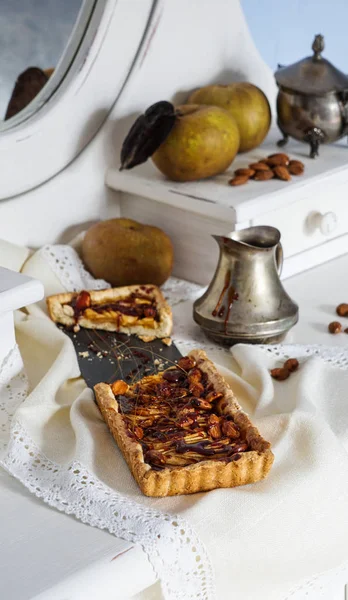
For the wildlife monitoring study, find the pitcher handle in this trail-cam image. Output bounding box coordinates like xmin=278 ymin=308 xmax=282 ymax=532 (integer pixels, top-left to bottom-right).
xmin=276 ymin=242 xmax=283 ymax=276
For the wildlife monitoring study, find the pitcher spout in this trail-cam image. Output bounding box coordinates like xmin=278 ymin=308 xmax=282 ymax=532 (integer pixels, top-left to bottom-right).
xmin=211 ymin=234 xmax=236 ymax=250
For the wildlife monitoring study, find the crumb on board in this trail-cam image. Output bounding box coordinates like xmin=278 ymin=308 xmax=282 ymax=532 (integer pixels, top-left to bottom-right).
xmin=78 ymin=351 xmax=89 ymax=358
xmin=73 ymin=324 xmax=80 ymax=333
xmin=162 ymin=337 xmax=172 ymax=346
xmin=138 ymin=335 xmax=156 ymax=343
xmin=154 ymin=358 xmax=165 ymax=370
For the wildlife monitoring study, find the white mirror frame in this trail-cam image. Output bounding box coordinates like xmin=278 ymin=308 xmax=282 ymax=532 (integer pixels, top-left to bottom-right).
xmin=0 ymin=0 xmax=156 ymax=200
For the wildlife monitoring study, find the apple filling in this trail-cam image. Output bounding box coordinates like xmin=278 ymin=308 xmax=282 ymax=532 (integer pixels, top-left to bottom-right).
xmin=65 ymin=289 xmax=160 ymax=329
xmin=110 ymin=355 xmax=250 ymax=469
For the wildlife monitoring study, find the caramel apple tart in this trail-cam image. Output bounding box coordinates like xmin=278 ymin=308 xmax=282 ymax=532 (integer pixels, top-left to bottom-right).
xmin=47 ymin=285 xmax=172 ymax=341
xmin=94 ymin=349 xmax=274 ymax=496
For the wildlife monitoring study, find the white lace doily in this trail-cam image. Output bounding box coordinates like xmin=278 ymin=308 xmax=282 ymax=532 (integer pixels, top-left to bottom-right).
xmin=2 ymin=243 xmax=348 ymax=600
xmin=0 ymin=345 xmax=27 ymax=455
xmin=40 ymin=244 xmax=111 ymax=291
xmin=3 ymin=420 xmax=214 ymax=600
xmin=1 ymin=245 xmax=215 ymax=600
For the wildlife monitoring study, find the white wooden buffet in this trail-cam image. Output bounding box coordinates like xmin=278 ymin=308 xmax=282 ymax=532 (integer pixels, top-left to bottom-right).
xmin=1 ymin=1 xmax=348 ymax=599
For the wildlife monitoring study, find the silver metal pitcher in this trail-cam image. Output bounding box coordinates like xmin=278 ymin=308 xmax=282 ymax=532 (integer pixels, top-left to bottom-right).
xmin=193 ymin=226 xmax=298 ymax=345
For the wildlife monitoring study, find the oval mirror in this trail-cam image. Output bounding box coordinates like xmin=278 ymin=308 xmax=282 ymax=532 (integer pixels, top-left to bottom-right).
xmin=0 ymin=0 xmax=156 ymax=199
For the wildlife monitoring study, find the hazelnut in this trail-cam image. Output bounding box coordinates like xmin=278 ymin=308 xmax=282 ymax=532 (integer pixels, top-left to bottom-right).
xmin=162 ymin=369 xmax=184 ymax=383
xmin=111 ymin=380 xmax=129 ymax=395
xmin=284 ymin=358 xmax=299 ymax=372
xmin=336 ymin=303 xmax=348 ymax=317
xmin=189 ymin=382 xmax=205 ymax=397
xmin=177 ymin=356 xmax=196 ymax=371
xmin=144 ymin=450 xmax=165 ymax=466
xmin=188 ymin=368 xmax=202 ymax=383
xmin=328 ymin=321 xmax=342 ymax=334
xmin=270 ymin=367 xmax=290 ymax=381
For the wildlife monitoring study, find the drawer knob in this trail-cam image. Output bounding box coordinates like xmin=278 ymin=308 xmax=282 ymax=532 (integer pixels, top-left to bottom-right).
xmin=311 ymin=211 xmax=337 ymax=236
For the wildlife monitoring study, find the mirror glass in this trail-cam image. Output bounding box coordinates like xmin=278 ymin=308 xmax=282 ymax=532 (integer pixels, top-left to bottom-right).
xmin=0 ymin=0 xmax=86 ymax=128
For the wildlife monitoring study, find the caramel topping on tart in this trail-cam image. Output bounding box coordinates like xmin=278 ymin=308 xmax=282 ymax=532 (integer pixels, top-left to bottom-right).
xmin=110 ymin=355 xmax=250 ymax=469
xmin=66 ymin=289 xmax=159 ymax=328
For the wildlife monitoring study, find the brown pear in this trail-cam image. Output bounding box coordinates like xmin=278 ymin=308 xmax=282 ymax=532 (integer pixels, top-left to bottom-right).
xmin=82 ymin=218 xmax=174 ymax=287
xmin=152 ymin=104 xmax=239 ymax=181
xmin=188 ymin=83 xmax=271 ymax=153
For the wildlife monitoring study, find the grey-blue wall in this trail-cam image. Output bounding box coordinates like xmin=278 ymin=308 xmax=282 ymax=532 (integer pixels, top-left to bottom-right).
xmin=0 ymin=0 xmax=82 ymax=118
xmin=241 ymin=0 xmax=348 ymax=73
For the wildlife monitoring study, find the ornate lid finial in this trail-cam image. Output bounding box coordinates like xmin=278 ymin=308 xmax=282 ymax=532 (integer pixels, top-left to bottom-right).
xmin=312 ymin=34 xmax=324 ymax=59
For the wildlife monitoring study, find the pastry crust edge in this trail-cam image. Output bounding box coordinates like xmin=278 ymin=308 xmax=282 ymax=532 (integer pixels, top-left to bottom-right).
xmin=94 ymin=349 xmax=274 ymax=497
xmin=46 ymin=285 xmax=172 ymax=339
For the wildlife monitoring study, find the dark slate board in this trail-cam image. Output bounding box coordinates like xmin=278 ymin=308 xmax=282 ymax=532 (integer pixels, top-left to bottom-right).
xmin=61 ymin=327 xmax=182 ymax=389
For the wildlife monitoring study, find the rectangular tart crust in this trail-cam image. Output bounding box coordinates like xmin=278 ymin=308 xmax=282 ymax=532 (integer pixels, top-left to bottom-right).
xmin=94 ymin=349 xmax=274 ymax=497
xmin=46 ymin=284 xmax=172 ymax=339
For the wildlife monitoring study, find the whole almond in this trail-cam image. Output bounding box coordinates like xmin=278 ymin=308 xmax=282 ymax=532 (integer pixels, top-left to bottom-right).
xmin=273 ymin=165 xmax=291 ymax=181
xmin=209 ymin=423 xmax=222 ymax=439
xmin=134 ymin=426 xmax=144 ymax=439
xmin=267 ymin=153 xmax=290 ymax=166
xmin=289 ymin=159 xmax=304 ymax=168
xmin=234 ymin=168 xmax=255 ymax=177
xmin=249 ymin=162 xmax=271 ymax=171
xmin=288 ymin=159 xmax=304 ymax=175
xmin=253 ymin=170 xmax=274 ymax=181
xmin=229 ymin=175 xmax=249 ymax=186
xmin=288 ymin=164 xmax=304 ymax=175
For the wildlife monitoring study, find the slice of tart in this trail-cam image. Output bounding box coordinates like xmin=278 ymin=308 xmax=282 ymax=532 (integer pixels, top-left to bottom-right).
xmin=46 ymin=285 xmax=172 ymax=340
xmin=94 ymin=349 xmax=274 ymax=496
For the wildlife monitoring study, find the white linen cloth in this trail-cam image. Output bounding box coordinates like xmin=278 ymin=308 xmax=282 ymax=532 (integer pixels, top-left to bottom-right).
xmin=1 ymin=242 xmax=348 ymax=600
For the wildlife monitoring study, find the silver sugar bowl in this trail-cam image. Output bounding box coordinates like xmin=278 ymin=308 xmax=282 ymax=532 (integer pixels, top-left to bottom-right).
xmin=275 ymin=34 xmax=348 ymax=158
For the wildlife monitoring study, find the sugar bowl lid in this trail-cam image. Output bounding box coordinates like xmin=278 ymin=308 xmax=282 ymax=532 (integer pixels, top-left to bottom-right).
xmin=275 ymin=34 xmax=348 ymax=95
